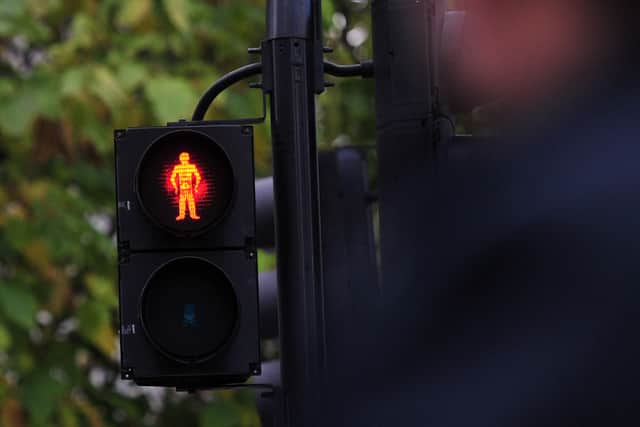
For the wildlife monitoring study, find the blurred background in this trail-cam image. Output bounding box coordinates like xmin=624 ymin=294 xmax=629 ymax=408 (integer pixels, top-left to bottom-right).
xmin=0 ymin=0 xmax=374 ymax=425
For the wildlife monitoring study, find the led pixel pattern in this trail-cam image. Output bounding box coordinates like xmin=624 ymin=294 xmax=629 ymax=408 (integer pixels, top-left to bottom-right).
xmin=136 ymin=130 xmax=234 ymax=236
xmin=169 ymin=152 xmax=203 ymax=221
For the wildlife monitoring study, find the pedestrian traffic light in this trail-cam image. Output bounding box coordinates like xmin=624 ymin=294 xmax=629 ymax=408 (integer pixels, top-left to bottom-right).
xmin=114 ymin=122 xmax=260 ymax=389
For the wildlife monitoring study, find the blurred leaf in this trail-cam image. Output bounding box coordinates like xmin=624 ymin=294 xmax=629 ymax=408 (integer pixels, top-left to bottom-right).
xmin=164 ymin=0 xmax=191 ymax=32
xmin=58 ymin=403 xmax=79 ymax=427
xmin=0 ymin=77 xmax=62 ymax=137
xmin=116 ymin=0 xmax=152 ymax=28
xmin=61 ymin=67 xmax=88 ymax=98
xmin=1 ymin=398 xmax=27 ymax=427
xmin=22 ymin=371 xmax=66 ymax=427
xmin=0 ymin=78 xmax=13 ymax=97
xmin=17 ymin=352 xmax=35 ymax=373
xmin=121 ymin=32 xmax=167 ymax=56
xmin=0 ymin=0 xmax=25 ymax=16
xmin=144 ymin=77 xmax=198 ymax=122
xmin=26 ymin=0 xmax=62 ymax=18
xmin=73 ymin=397 xmax=103 ymax=427
xmin=0 ymin=89 xmax=38 ymax=137
xmin=76 ymin=299 xmax=115 ymax=356
xmin=225 ymin=89 xmax=259 ymax=118
xmin=0 ymin=284 xmax=38 ymax=330
xmin=0 ymin=20 xmax=12 ymax=36
xmin=68 ymin=13 xmax=94 ymax=49
xmin=199 ymin=400 xmax=244 ymax=427
xmin=22 ymin=240 xmax=67 ymax=289
xmin=20 ymin=180 xmax=50 ymax=204
xmin=0 ymin=323 xmax=12 ymax=351
xmin=85 ymin=274 xmax=117 ymax=308
xmin=93 ymin=323 xmax=117 ymax=357
xmin=34 ymin=78 xmax=62 ymax=119
xmin=3 ymin=218 xmax=31 ymax=251
xmin=116 ymin=62 xmax=147 ymax=91
xmin=90 ymin=66 xmax=128 ymax=111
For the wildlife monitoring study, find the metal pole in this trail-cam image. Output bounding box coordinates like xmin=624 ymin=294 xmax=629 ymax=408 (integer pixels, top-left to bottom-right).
xmin=262 ymin=1 xmax=325 ymax=424
xmin=371 ymin=0 xmax=442 ymax=299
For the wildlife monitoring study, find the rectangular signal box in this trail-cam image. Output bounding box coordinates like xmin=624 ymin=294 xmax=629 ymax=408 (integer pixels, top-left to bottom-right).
xmin=114 ymin=122 xmax=260 ymax=389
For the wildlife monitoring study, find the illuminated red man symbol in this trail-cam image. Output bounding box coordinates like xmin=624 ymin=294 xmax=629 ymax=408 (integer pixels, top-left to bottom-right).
xmin=170 ymin=152 xmax=202 ymax=221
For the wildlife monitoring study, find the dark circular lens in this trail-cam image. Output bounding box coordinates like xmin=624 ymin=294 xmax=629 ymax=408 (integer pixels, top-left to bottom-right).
xmin=136 ymin=130 xmax=234 ymax=236
xmin=140 ymin=257 xmax=238 ymax=362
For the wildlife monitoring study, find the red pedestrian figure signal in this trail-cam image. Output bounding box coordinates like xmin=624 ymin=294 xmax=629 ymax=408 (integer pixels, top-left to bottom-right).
xmin=170 ymin=152 xmax=202 ymax=221
xmin=133 ymin=129 xmax=236 ymax=235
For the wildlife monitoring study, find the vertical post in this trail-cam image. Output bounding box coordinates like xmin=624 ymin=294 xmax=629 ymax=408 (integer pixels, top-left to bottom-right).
xmin=371 ymin=0 xmax=442 ymax=299
xmin=318 ymin=148 xmax=378 ymax=374
xmin=262 ymin=0 xmax=325 ymax=425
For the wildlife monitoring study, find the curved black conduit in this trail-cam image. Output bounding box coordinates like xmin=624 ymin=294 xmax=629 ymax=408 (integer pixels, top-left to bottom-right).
xmin=192 ymin=60 xmax=374 ymax=121
xmin=192 ymin=62 xmax=263 ymax=121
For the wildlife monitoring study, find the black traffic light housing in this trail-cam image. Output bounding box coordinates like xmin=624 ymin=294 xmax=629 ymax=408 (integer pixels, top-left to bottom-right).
xmin=115 ymin=124 xmax=257 ymax=250
xmin=115 ymin=122 xmax=260 ymax=389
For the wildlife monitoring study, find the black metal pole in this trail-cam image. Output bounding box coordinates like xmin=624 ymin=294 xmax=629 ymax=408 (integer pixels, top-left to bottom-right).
xmin=371 ymin=0 xmax=441 ymax=298
xmin=262 ymin=1 xmax=325 ymax=425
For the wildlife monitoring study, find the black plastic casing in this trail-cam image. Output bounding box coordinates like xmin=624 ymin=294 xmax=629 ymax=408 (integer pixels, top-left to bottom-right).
xmin=118 ymin=251 xmax=260 ymax=388
xmin=114 ymin=123 xmax=260 ymax=389
xmin=114 ymin=124 xmax=256 ymax=251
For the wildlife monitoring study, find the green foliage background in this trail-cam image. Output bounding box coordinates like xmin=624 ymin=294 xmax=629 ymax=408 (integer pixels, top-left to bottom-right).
xmin=0 ymin=0 xmax=374 ymax=425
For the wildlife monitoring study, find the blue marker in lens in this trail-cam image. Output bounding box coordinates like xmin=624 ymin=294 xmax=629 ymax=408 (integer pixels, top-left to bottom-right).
xmin=183 ymin=303 xmax=197 ymax=327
